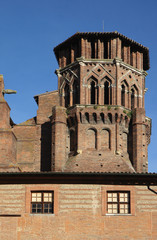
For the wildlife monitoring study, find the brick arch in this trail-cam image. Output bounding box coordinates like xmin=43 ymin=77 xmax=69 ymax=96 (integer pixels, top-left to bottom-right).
xmin=121 ymin=79 xmax=129 ymax=108
xmin=83 ymin=64 xmax=115 ymax=85
xmin=125 ymin=116 xmax=129 ymax=128
xmin=131 ymin=84 xmax=139 ymax=108
xmin=87 ymin=76 xmax=99 ymax=104
xmin=92 ymin=112 xmax=97 ymax=123
xmin=115 ymin=113 xmax=118 ymax=123
xmin=100 ymin=76 xmax=112 ymax=105
xmin=85 ymin=112 xmax=89 ymax=123
xmin=120 ymin=71 xmax=134 ymax=86
xmin=84 ymin=67 xmax=115 ymax=105
xmin=120 ymin=72 xmax=141 ymax=96
xmin=100 ymin=112 xmax=105 ymax=123
xmin=101 ymin=128 xmax=111 ymax=150
xmin=120 ymin=114 xmax=124 ymax=125
xmin=87 ymin=75 xmax=98 ymax=84
xmin=108 ymin=113 xmax=112 ymax=124
xmin=86 ymin=128 xmax=97 ymax=149
xmin=122 ymin=132 xmax=128 ymax=154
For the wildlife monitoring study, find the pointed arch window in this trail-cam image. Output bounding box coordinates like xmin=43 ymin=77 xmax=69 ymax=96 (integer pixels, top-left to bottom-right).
xmin=89 ymin=78 xmax=98 ymax=104
xmin=103 ymin=77 xmax=112 ymax=105
xmin=131 ymin=84 xmax=139 ymax=109
xmin=104 ymin=81 xmax=109 ymax=104
xmin=121 ymin=80 xmax=129 ymax=108
xmin=100 ymin=113 xmax=105 ymax=123
xmin=73 ymin=81 xmax=79 ymax=105
xmin=64 ymin=84 xmax=70 ymax=108
xmin=85 ymin=112 xmax=89 ymax=123
xmin=131 ymin=89 xmax=135 ymax=109
xmin=121 ymin=84 xmax=125 ymax=107
xmin=91 ymin=81 xmax=96 ymax=104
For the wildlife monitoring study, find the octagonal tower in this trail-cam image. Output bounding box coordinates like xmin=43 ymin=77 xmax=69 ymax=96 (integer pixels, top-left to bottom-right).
xmin=52 ymin=32 xmax=151 ymax=173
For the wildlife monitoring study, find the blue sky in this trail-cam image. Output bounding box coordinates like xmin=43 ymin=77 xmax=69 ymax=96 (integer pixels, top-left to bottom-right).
xmin=0 ymin=0 xmax=157 ymax=172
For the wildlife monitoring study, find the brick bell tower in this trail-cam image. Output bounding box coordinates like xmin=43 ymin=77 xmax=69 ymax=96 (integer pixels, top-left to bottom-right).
xmin=52 ymin=32 xmax=151 ymax=173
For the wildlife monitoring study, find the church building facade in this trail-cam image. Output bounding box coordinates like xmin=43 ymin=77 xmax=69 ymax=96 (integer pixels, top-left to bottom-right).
xmin=0 ymin=32 xmax=157 ymax=240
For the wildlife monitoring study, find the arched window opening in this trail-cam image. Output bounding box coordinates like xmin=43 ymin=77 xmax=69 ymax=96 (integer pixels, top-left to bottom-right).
xmin=108 ymin=113 xmax=112 ymax=124
xmin=70 ymin=130 xmax=75 ymax=152
xmin=121 ymin=84 xmax=125 ymax=107
xmin=120 ymin=114 xmax=123 ymax=124
xmin=100 ymin=113 xmax=105 ymax=123
xmin=115 ymin=113 xmax=118 ymax=123
xmin=101 ymin=129 xmax=111 ymax=150
xmin=131 ymin=84 xmax=139 ymax=108
xmin=93 ymin=113 xmax=97 ymax=123
xmin=87 ymin=128 xmax=97 ymax=149
xmin=79 ymin=112 xmax=82 ymax=123
xmin=85 ymin=112 xmax=89 ymax=123
xmin=64 ymin=84 xmax=70 ymax=108
xmin=104 ymin=81 xmax=109 ymax=104
xmin=131 ymin=89 xmax=135 ymax=109
xmin=73 ymin=81 xmax=79 ymax=105
xmin=125 ymin=116 xmax=128 ymax=128
xmin=123 ymin=132 xmax=128 ymax=153
xmin=91 ymin=81 xmax=96 ymax=104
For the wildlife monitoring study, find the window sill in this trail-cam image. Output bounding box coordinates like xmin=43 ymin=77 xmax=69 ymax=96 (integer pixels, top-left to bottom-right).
xmin=106 ymin=213 xmax=132 ymax=216
xmin=30 ymin=213 xmax=55 ymax=216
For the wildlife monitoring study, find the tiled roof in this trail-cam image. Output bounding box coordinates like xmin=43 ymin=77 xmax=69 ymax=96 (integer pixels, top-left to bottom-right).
xmin=54 ymin=31 xmax=149 ymax=51
xmin=0 ymin=171 xmax=156 ymax=175
xmin=0 ymin=171 xmax=156 ymax=185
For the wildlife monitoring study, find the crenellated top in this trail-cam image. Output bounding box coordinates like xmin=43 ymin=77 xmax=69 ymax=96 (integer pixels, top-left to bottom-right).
xmin=54 ymin=32 xmax=149 ymax=71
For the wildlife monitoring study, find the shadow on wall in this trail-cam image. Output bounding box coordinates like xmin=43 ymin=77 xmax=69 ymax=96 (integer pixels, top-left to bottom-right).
xmin=41 ymin=122 xmax=52 ymax=171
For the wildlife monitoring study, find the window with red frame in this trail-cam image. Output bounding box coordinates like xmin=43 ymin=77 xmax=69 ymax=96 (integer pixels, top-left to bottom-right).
xmin=31 ymin=191 xmax=54 ymax=214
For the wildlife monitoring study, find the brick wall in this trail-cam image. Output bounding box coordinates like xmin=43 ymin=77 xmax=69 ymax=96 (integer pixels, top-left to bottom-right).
xmin=0 ymin=183 xmax=157 ymax=239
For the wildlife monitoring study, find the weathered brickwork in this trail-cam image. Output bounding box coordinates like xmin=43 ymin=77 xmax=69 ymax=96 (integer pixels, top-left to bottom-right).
xmin=0 ymin=32 xmax=155 ymax=239
xmin=0 ymin=32 xmax=151 ymax=173
xmin=0 ymin=183 xmax=157 ymax=240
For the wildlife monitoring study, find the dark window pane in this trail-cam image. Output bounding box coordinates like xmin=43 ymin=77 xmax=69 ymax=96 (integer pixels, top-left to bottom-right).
xmin=44 ymin=208 xmax=48 ymax=213
xmin=37 ymin=204 xmax=42 ymax=209
xmin=32 ymin=204 xmax=37 ymax=208
xmin=37 ymin=208 xmax=42 ymax=213
xmin=37 ymin=203 xmax=42 ymax=213
xmin=49 ymin=203 xmax=52 ymax=208
xmin=32 ymin=208 xmax=36 ymax=213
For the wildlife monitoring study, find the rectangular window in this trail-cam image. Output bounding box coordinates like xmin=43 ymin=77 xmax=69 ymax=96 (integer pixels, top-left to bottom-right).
xmin=31 ymin=191 xmax=54 ymax=214
xmin=107 ymin=191 xmax=130 ymax=214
